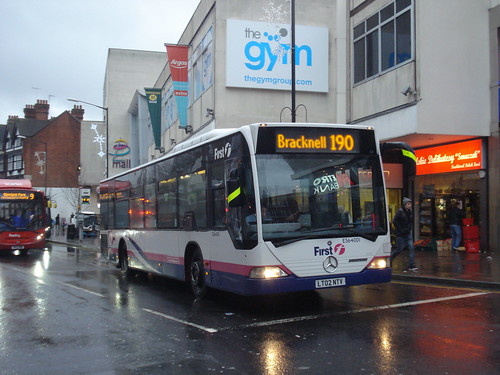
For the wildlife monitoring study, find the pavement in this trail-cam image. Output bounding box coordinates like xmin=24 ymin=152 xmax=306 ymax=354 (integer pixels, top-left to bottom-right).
xmin=48 ymin=231 xmax=101 ymax=251
xmin=47 ymin=232 xmax=500 ymax=290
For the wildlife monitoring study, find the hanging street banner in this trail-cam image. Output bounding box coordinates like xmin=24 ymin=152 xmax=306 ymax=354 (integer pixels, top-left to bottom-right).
xmin=145 ymin=88 xmax=162 ymax=149
xmin=165 ymin=44 xmax=190 ymax=129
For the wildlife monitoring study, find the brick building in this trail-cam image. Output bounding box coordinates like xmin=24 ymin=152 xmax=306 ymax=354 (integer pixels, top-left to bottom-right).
xmin=0 ymin=100 xmax=83 ymax=188
xmin=0 ymin=100 xmax=87 ymax=223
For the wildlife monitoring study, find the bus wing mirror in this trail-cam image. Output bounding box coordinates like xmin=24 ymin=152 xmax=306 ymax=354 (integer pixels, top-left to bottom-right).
xmin=227 ymin=177 xmax=245 ymax=207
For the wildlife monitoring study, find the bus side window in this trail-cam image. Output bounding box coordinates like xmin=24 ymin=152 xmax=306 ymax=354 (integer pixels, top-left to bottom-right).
xmin=157 ymin=159 xmax=177 ymax=228
xmin=157 ymin=177 xmax=177 ymax=228
xmin=177 ymin=148 xmax=207 ymax=229
xmin=115 ymin=199 xmax=129 ymax=229
xmin=130 ymin=198 xmax=144 ymax=229
xmin=178 ymin=170 xmax=207 ymax=228
xmin=183 ymin=211 xmax=195 ymax=230
xmin=211 ymin=162 xmax=226 ymax=227
xmin=227 ymin=168 xmax=245 ymax=207
xmin=144 ymin=182 xmax=156 ymax=228
xmin=225 ymin=157 xmax=257 ymax=249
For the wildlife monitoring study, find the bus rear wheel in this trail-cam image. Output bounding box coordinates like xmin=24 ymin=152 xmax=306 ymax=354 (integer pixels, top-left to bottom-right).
xmin=189 ymin=249 xmax=207 ymax=299
xmin=119 ymin=247 xmax=131 ymax=276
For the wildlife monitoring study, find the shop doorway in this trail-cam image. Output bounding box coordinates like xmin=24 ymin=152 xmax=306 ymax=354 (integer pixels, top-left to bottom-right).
xmin=415 ymin=172 xmax=481 ymax=241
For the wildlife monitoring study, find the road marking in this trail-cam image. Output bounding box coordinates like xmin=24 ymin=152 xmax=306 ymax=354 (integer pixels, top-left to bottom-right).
xmin=142 ymin=308 xmax=218 ymax=333
xmin=57 ymin=281 xmax=106 ymax=298
xmin=392 ymin=280 xmax=500 ymax=293
xmin=145 ymin=292 xmax=488 ymax=334
xmin=227 ymin=291 xmax=490 ymax=330
xmin=0 ymin=263 xmax=106 ymax=297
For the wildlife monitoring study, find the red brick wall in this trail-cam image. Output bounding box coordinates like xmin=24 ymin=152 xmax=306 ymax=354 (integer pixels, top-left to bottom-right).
xmin=23 ymin=111 xmax=81 ymax=188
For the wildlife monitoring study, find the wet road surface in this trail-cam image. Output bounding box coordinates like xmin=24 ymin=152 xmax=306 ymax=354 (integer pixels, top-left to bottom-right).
xmin=0 ymin=244 xmax=498 ymax=374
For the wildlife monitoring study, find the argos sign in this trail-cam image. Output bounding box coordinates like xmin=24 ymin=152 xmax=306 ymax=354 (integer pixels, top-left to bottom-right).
xmin=226 ymin=19 xmax=329 ymax=92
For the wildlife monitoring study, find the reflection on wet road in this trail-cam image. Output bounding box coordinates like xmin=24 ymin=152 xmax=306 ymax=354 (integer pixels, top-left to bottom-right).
xmin=0 ymin=244 xmax=498 ymax=375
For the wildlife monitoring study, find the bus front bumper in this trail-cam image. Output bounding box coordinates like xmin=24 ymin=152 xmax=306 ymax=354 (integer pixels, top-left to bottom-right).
xmin=209 ymin=268 xmax=392 ymax=296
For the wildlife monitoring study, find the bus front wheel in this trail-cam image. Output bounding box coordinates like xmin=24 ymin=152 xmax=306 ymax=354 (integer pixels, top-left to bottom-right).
xmin=189 ymin=249 xmax=207 ymax=299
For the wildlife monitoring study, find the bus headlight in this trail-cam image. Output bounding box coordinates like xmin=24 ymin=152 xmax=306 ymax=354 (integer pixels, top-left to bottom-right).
xmin=249 ymin=266 xmax=288 ymax=279
xmin=36 ymin=234 xmax=45 ymax=241
xmin=367 ymin=257 xmax=388 ymax=269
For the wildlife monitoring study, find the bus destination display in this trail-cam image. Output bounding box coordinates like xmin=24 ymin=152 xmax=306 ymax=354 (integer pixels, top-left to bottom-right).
xmin=275 ymin=129 xmax=360 ymax=153
xmin=0 ymin=191 xmax=36 ymax=200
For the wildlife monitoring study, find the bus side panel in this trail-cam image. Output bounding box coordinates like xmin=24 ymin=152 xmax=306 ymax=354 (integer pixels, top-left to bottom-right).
xmin=107 ymin=230 xmax=392 ymax=296
xmin=108 ymin=230 xmax=187 ymax=281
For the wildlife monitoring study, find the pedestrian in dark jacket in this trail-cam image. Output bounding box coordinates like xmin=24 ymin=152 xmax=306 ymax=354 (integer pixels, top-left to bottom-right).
xmin=448 ymin=202 xmax=464 ymax=250
xmin=391 ymin=197 xmax=417 ymax=271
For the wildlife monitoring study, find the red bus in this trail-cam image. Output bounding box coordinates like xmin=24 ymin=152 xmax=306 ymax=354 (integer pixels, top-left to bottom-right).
xmin=0 ymin=179 xmax=50 ymax=254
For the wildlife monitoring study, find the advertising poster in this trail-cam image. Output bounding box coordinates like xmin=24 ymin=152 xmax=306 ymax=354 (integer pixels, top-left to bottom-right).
xmin=226 ymin=19 xmax=329 ymax=92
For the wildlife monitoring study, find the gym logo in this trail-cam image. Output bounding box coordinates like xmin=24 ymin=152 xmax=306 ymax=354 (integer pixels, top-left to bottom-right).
xmin=243 ymin=24 xmax=312 ymax=72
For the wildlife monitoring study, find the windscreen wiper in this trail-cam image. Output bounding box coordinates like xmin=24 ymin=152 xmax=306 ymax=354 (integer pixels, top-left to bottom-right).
xmin=272 ymin=232 xmax=333 ymax=247
xmin=271 ymin=224 xmax=378 ymax=247
xmin=271 ymin=224 xmax=346 ymax=247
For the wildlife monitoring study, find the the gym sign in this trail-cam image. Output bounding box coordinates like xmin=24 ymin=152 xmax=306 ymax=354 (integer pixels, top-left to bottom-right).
xmin=226 ymin=19 xmax=328 ymax=92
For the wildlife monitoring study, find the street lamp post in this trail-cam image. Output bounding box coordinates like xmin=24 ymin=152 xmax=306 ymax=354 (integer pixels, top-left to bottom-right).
xmin=67 ymin=98 xmax=109 ymax=178
xmin=291 ymin=0 xmax=296 ymax=123
xmin=18 ymin=136 xmax=47 ymax=194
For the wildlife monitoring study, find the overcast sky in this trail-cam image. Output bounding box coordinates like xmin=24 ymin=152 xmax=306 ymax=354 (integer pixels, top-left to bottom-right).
xmin=0 ymin=0 xmax=200 ymax=122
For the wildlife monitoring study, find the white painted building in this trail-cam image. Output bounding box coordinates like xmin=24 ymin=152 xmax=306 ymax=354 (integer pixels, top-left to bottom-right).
xmin=104 ymin=48 xmax=167 ymax=178
xmin=103 ymin=0 xmax=499 ymax=251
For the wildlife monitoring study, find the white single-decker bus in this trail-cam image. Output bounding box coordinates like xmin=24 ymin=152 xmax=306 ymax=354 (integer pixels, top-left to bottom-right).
xmin=99 ymin=123 xmax=400 ymax=297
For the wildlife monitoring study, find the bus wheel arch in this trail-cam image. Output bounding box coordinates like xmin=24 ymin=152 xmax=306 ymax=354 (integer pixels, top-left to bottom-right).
xmin=185 ymin=243 xmax=207 ymax=299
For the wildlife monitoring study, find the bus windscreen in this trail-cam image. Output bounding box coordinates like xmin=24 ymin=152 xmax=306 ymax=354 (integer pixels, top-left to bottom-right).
xmin=0 ymin=191 xmax=46 ymax=231
xmin=254 ymin=128 xmax=386 ymax=245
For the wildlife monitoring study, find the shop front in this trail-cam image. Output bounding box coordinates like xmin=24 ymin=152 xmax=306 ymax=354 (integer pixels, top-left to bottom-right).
xmin=414 ymin=139 xmax=488 ymax=251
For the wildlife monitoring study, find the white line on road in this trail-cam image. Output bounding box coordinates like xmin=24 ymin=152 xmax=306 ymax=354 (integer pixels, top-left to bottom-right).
xmin=144 ymin=292 xmax=488 ymax=334
xmin=230 ymin=291 xmax=490 ymax=330
xmin=57 ymin=281 xmax=106 ymax=298
xmin=0 ymin=263 xmax=106 ymax=298
xmin=142 ymin=308 xmax=218 ymax=333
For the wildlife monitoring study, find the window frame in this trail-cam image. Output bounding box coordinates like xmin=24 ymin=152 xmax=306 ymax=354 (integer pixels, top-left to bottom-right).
xmin=189 ymin=26 xmax=214 ymax=104
xmin=353 ymin=0 xmax=413 ymax=85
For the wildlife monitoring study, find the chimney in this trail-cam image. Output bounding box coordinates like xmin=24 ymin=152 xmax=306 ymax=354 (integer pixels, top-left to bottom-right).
xmin=34 ymin=99 xmax=49 ymax=120
xmin=71 ymin=105 xmax=85 ymax=121
xmin=7 ymin=115 xmax=19 ymax=124
xmin=24 ymin=104 xmax=36 ymax=119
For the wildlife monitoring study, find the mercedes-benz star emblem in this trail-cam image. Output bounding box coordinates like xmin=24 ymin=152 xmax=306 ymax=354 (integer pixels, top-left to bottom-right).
xmin=323 ymin=256 xmax=338 ymax=273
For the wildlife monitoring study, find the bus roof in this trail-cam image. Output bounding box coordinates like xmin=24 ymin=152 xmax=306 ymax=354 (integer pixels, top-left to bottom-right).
xmin=0 ymin=179 xmax=33 ymax=189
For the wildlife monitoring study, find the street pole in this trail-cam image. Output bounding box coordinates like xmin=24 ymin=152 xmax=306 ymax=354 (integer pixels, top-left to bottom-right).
xmin=291 ymin=0 xmax=296 ymax=123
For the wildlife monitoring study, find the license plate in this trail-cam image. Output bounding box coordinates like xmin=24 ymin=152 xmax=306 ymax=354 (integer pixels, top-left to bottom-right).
xmin=11 ymin=246 xmax=25 ymax=250
xmin=315 ymin=277 xmax=346 ymax=288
